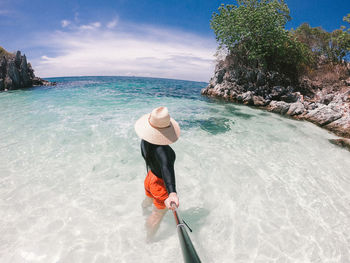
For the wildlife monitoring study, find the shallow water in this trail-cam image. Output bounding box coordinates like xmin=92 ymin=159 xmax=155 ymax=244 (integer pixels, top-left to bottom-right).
xmin=0 ymin=76 xmax=349 ymax=262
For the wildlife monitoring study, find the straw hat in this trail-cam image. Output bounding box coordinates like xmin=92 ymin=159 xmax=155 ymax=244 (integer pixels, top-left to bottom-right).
xmin=134 ymin=107 xmax=180 ymax=145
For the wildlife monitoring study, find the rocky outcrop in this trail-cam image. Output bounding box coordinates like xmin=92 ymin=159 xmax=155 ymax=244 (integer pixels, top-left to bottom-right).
xmin=202 ymin=54 xmax=350 ymax=150
xmin=0 ymin=48 xmax=56 ymax=91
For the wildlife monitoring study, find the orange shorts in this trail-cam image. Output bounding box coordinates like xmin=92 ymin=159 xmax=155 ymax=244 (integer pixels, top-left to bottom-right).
xmin=144 ymin=170 xmax=169 ymax=209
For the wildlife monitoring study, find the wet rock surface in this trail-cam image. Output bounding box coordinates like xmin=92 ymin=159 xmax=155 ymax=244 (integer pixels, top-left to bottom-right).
xmin=0 ymin=49 xmax=56 ymax=91
xmin=202 ymin=54 xmax=350 ymax=149
xmin=329 ymin=138 xmax=350 ymax=151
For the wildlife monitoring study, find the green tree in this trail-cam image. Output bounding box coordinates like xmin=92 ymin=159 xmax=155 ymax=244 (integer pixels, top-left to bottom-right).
xmin=210 ymin=0 xmax=310 ymax=78
xmin=293 ymin=24 xmax=329 ymax=57
xmin=332 ymin=14 xmax=350 ymax=63
xmin=329 ymin=29 xmax=350 ymax=63
xmin=293 ymin=14 xmax=350 ymax=64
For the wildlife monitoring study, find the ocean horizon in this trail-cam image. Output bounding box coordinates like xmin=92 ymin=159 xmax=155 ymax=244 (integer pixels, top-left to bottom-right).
xmin=44 ymin=75 xmax=210 ymax=84
xmin=1 ymin=76 xmax=350 ymax=262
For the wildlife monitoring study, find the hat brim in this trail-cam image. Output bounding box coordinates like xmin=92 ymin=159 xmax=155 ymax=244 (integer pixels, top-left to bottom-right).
xmin=134 ymin=113 xmax=180 ymax=145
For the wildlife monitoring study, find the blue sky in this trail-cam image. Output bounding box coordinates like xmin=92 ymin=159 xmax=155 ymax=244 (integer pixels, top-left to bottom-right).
xmin=1 ymin=0 xmax=348 ymax=81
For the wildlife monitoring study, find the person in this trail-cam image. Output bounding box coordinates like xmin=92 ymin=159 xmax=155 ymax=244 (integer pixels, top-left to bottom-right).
xmin=134 ymin=106 xmax=180 ymax=240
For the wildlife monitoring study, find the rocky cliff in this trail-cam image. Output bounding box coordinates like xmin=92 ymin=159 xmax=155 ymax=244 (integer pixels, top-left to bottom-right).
xmin=202 ymin=55 xmax=350 ymax=149
xmin=0 ymin=47 xmax=55 ymax=91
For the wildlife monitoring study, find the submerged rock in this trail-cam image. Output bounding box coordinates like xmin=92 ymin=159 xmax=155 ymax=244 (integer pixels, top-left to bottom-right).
xmin=329 ymin=138 xmax=350 ymax=151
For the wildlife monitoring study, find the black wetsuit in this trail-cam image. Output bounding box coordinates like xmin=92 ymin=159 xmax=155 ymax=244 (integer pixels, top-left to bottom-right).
xmin=141 ymin=139 xmax=176 ymax=194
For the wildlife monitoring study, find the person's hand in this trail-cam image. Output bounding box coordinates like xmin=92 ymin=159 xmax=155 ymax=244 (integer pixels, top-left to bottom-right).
xmin=164 ymin=192 xmax=179 ymax=210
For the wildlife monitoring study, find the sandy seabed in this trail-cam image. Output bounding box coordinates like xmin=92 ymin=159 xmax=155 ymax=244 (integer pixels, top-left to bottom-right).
xmin=1 ymin=77 xmax=349 ymax=262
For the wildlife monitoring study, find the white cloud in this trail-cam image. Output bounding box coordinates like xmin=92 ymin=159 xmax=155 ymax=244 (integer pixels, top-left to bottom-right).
xmin=74 ymin=12 xmax=79 ymax=23
xmin=79 ymin=22 xmax=101 ymax=30
xmin=107 ymin=18 xmax=118 ymax=29
xmin=61 ymin=20 xmax=71 ymax=28
xmin=34 ymin=23 xmax=216 ymax=82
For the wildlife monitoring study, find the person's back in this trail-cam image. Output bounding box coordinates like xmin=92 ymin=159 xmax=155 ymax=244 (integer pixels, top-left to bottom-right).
xmin=141 ymin=139 xmax=176 ymax=194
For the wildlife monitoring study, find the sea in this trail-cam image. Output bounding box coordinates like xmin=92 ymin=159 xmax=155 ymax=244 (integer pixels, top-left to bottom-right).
xmin=1 ymin=76 xmax=350 ymax=262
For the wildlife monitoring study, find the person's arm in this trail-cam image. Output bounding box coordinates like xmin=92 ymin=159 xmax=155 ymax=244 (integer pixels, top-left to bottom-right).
xmin=140 ymin=140 xmax=146 ymax=159
xmin=155 ymin=147 xmax=179 ymax=209
xmin=155 ymin=146 xmax=176 ymax=193
xmin=164 ymin=192 xmax=179 ymax=210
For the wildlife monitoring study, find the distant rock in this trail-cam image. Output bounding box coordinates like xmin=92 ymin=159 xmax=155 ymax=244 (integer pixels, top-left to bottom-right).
xmin=0 ymin=47 xmax=56 ymax=91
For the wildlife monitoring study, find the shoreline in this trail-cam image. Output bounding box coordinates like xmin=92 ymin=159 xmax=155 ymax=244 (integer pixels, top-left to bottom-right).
xmin=201 ymin=58 xmax=350 ymax=151
xmin=201 ymin=92 xmax=350 ymax=151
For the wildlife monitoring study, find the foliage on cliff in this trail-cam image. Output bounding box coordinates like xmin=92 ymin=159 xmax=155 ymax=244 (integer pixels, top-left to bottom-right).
xmin=210 ymin=0 xmax=311 ymax=80
xmin=0 ymin=46 xmax=13 ymax=59
xmin=210 ymin=1 xmax=350 ymax=81
xmin=292 ymin=14 xmax=350 ymax=65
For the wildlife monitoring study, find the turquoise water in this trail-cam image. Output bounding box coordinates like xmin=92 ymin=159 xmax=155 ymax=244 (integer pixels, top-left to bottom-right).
xmin=1 ymin=76 xmax=350 ymax=262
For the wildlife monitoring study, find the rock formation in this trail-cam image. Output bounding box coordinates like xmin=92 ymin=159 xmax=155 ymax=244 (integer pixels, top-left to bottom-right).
xmin=0 ymin=47 xmax=55 ymax=91
xmin=202 ymin=54 xmax=350 ymax=150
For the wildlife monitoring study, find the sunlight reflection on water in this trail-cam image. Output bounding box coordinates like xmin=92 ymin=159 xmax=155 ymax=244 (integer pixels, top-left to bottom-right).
xmin=0 ymin=77 xmax=350 ymax=262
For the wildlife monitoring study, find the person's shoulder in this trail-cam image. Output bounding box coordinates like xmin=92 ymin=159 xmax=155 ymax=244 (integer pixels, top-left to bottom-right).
xmin=154 ymin=145 xmax=166 ymax=154
xmin=141 ymin=139 xmax=153 ymax=148
xmin=155 ymin=144 xmax=173 ymax=151
xmin=155 ymin=145 xmax=175 ymax=158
